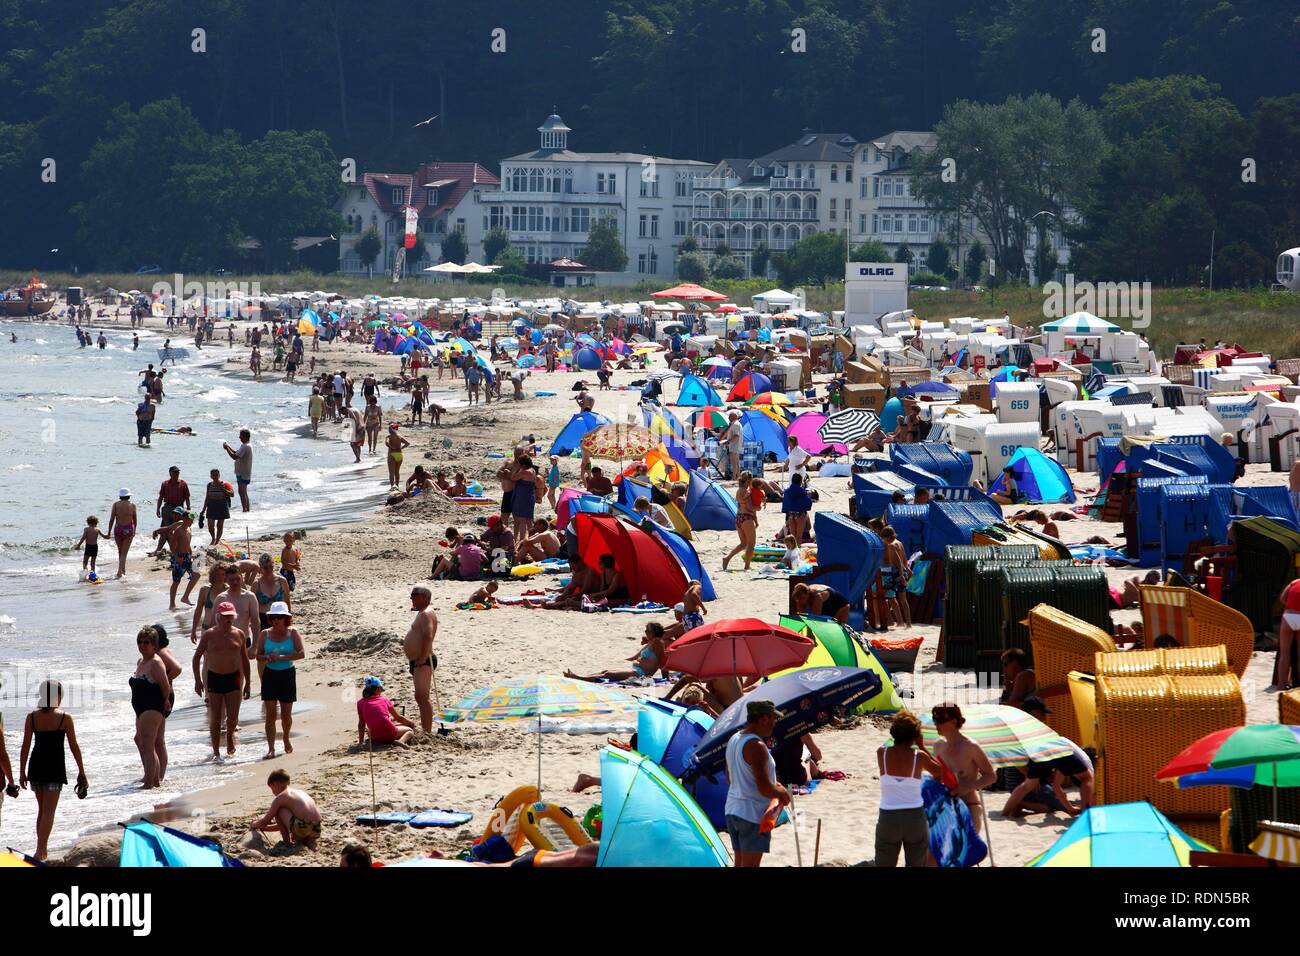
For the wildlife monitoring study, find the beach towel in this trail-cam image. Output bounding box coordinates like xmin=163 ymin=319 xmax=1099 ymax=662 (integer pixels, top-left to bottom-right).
xmin=610 ymin=602 xmax=669 ymax=613
xmin=922 ymin=776 xmax=987 ymax=868
xmin=905 ymin=560 xmax=931 ymax=596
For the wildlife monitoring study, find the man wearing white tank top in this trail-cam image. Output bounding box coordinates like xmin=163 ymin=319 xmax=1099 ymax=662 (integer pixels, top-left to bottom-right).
xmin=723 ymin=700 xmax=789 ymax=867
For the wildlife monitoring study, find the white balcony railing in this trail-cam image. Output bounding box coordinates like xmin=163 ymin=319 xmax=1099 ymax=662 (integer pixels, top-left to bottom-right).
xmin=692 ymin=177 xmax=740 ymax=190
xmin=770 ymin=178 xmax=816 ymax=189
xmin=691 ymin=209 xmax=817 ymax=221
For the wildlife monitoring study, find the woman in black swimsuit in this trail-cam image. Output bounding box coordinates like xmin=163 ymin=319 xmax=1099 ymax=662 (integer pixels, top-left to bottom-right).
xmin=19 ymin=679 xmax=87 ymax=861
xmin=130 ymin=627 xmax=172 ymax=789
xmin=149 ymin=624 xmax=183 ymax=782
xmin=792 ymin=582 xmax=851 ymax=624
xmin=589 ymin=554 xmax=630 ymax=607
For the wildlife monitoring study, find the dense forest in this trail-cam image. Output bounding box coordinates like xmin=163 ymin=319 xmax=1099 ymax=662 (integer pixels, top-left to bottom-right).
xmin=0 ymin=0 xmax=1296 ymax=277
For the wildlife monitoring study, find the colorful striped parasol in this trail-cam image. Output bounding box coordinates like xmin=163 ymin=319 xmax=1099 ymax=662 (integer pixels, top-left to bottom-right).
xmin=921 ymin=704 xmax=1075 ymax=768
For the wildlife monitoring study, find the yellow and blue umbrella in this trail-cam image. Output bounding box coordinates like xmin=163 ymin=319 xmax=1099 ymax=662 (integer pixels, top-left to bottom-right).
xmin=442 ymin=675 xmax=636 ymax=791
xmin=921 ymin=704 xmax=1075 ymax=768
xmin=1027 ymin=802 xmax=1212 ymax=867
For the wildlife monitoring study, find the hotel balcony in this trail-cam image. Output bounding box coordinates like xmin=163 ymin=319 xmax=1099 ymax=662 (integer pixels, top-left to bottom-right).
xmin=691 ymin=209 xmax=818 ymax=221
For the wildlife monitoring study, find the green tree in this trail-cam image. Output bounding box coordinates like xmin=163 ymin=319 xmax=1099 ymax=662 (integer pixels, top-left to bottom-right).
xmin=495 ymin=245 xmax=527 ymax=277
xmin=784 ymin=231 xmax=847 ymax=287
xmin=234 ymin=129 xmax=342 ymax=270
xmin=965 ymin=240 xmax=986 ymax=285
xmin=894 ymin=242 xmax=913 ymax=264
xmin=676 ymin=251 xmax=710 ymax=283
xmin=679 ymin=234 xmax=700 ymax=254
xmin=850 ymin=239 xmax=890 ymax=261
xmin=439 ymin=227 xmax=468 ymax=264
xmin=711 ymin=254 xmax=746 ymax=279
xmin=927 ymin=239 xmax=951 ymax=277
xmin=750 ymin=242 xmax=771 ymax=278
xmin=912 ymin=93 xmax=1105 ymax=279
xmin=712 ymin=240 xmax=732 ymax=258
xmin=483 ymin=226 xmax=510 ymax=264
xmin=353 ymin=228 xmax=382 ymax=273
xmin=582 ymin=217 xmax=628 ymax=272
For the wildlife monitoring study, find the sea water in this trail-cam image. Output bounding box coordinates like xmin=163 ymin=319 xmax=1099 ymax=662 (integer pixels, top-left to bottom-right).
xmin=0 ymin=318 xmax=462 ymax=853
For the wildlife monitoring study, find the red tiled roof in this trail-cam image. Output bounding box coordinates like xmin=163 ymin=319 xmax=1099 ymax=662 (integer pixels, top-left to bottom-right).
xmin=361 ymin=163 xmax=499 ymax=220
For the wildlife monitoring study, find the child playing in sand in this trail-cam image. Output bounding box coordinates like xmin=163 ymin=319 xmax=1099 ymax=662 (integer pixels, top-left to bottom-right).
xmin=280 ymin=532 xmax=301 ymax=592
xmin=356 ymin=676 xmax=416 ymax=748
xmin=250 ymin=768 xmax=322 ymax=850
xmin=467 ymin=580 xmax=500 ymax=606
xmin=778 ymin=535 xmax=800 ymax=569
xmin=76 ymin=516 xmax=109 ymax=573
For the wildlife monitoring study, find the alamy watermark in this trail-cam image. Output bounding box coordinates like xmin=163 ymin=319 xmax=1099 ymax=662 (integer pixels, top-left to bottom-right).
xmin=1042 ymin=273 xmax=1151 ymax=329
xmin=150 ymin=274 xmax=263 ymax=309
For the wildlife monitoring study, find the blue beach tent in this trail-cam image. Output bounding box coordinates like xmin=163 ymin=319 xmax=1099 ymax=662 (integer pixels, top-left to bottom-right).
xmin=636 ymin=699 xmax=726 ymax=830
xmin=683 ymin=470 xmax=738 ymax=531
xmin=120 ymin=822 xmax=244 ymax=868
xmin=988 ymin=447 xmax=1076 ymax=504
xmin=548 ymin=411 xmax=611 ymax=456
xmin=739 ymin=409 xmax=788 ymax=460
xmin=675 ymin=374 xmax=722 ymax=407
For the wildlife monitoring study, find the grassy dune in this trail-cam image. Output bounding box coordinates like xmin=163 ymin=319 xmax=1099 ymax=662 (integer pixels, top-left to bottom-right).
xmin=9 ymin=270 xmax=1299 ymax=357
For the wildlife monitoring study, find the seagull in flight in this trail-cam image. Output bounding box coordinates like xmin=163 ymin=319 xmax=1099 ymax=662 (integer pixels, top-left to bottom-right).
xmin=412 ymin=114 xmax=440 ymax=128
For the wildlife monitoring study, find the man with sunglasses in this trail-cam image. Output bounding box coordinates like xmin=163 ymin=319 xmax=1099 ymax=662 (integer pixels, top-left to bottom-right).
xmin=930 ymin=703 xmax=997 ymax=834
xmin=403 ymin=586 xmax=438 ymax=733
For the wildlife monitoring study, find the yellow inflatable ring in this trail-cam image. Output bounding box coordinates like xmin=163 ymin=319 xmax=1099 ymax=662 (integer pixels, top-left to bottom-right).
xmin=516 ymin=801 xmax=590 ymax=851
xmin=480 ymin=785 xmax=540 ymax=852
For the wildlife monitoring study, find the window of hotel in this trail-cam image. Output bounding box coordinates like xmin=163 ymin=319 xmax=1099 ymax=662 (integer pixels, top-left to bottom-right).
xmin=880 ymin=216 xmax=891 ymax=233
xmin=829 ymin=199 xmax=837 ymax=221
xmin=919 ymin=215 xmax=930 ymax=234
xmin=640 ymin=177 xmax=659 ymax=198
xmin=794 ymin=164 xmax=802 ymax=180
xmin=489 ymin=207 xmax=504 ymax=228
xmin=570 ymin=208 xmax=590 ymax=233
xmin=845 ymin=200 xmax=852 ymax=219
xmin=639 ymin=214 xmax=648 ymax=237
xmin=882 ymin=180 xmax=893 ymax=197
xmin=392 ymin=187 xmax=405 ymax=205
xmin=871 ymin=214 xmax=878 ymax=233
xmin=528 ymin=168 xmax=543 ymax=192
xmin=846 ymin=165 xmax=853 ymax=182
xmin=893 ymin=214 xmax=904 ymax=232
xmin=674 ymin=216 xmax=686 ymax=237
xmin=385 ymin=219 xmax=396 ymax=235
xmin=511 ymin=205 xmax=526 ymax=230
xmin=510 ymin=168 xmax=526 ymax=192
xmin=527 ymin=206 xmax=543 ymax=231
xmin=907 ymin=214 xmax=918 ymax=233
xmin=596 ymin=173 xmax=607 ymax=193
xmin=858 ymin=213 xmax=866 ymax=232
xmin=650 ymin=215 xmax=659 ymax=238
xmin=830 ymin=165 xmax=838 ymax=182
xmin=649 ymin=250 xmax=658 ymax=273
xmin=899 ymin=179 xmax=909 ymax=197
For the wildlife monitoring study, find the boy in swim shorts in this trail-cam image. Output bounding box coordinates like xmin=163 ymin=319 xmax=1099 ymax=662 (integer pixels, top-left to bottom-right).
xmin=251 ymin=768 xmax=322 ymax=850
xmin=154 ymin=512 xmax=200 ymax=609
xmin=76 ymin=516 xmax=109 ymax=573
xmin=280 ymin=532 xmax=301 ymax=591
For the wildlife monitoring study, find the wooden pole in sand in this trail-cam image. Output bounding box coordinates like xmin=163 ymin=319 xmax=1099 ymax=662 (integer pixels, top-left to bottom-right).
xmin=979 ymin=792 xmax=996 ymax=866
xmin=814 ymin=818 xmax=822 ymax=867
xmin=367 ymin=736 xmax=378 ymax=831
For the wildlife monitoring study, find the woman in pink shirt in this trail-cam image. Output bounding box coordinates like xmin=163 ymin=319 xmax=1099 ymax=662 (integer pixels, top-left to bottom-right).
xmin=356 ymin=677 xmax=416 ymax=748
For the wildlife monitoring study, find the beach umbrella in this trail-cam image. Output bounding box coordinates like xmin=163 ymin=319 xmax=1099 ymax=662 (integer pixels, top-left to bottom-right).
xmin=691 ymin=667 xmax=883 ymax=776
xmin=786 ymin=412 xmax=848 ymax=455
xmin=652 ymin=283 xmax=727 ymax=303
xmin=702 ymin=356 xmax=731 ymax=366
xmin=1157 ymin=724 xmax=1300 ymax=819
xmin=441 ymin=675 xmax=636 ymax=791
xmin=727 ymin=372 xmax=772 ymax=402
xmin=597 ymin=747 xmax=728 ymax=867
xmin=921 ymin=704 xmax=1075 ymax=768
xmin=717 ymin=304 xmax=740 ymax=313
xmin=366 ymin=319 xmax=387 ymax=328
xmin=1041 ymin=311 xmax=1121 ymax=335
xmin=746 ymin=391 xmax=791 ymax=407
xmin=662 ymin=322 xmax=690 ymax=335
xmin=665 ymin=618 xmax=816 ymax=680
xmin=818 ymin=408 xmax=881 ymax=446
xmin=901 ymin=381 xmax=959 ymax=398
xmin=0 ymin=849 xmax=40 ymax=868
xmin=580 ymin=423 xmax=659 ymax=464
xmin=1027 ymin=802 xmax=1212 ymax=867
xmin=692 ymin=407 xmax=728 ymax=429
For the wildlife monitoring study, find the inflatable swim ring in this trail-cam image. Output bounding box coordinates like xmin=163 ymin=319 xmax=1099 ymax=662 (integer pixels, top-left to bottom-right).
xmin=509 ymin=564 xmax=542 ymax=578
xmin=480 ymin=785 xmax=540 ymax=852
xmin=516 ymin=802 xmax=589 ymax=850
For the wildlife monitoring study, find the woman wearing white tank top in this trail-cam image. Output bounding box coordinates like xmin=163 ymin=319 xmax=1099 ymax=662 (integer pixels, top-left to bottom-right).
xmin=875 ymin=712 xmax=947 ymax=867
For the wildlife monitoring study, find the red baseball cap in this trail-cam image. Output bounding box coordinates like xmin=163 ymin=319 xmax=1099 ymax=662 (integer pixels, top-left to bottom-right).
xmin=217 ymin=601 xmax=237 ymax=616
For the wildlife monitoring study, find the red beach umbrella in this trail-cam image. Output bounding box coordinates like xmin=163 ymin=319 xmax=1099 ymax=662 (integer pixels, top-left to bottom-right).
xmin=665 ymin=618 xmax=815 ymax=680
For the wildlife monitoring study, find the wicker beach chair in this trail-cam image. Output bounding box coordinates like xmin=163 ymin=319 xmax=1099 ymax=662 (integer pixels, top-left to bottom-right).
xmin=1095 ymin=645 xmax=1229 ymax=679
xmin=1095 ymin=672 xmax=1245 ymax=848
xmin=1026 ymin=604 xmax=1115 ymax=746
xmin=1139 ymin=584 xmax=1254 ymax=678
xmin=1280 ymin=688 xmax=1300 ymax=725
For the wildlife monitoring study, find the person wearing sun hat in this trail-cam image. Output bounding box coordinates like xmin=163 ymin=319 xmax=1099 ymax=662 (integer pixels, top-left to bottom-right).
xmin=193 ymin=600 xmax=249 ymax=761
xmin=253 ymin=601 xmax=303 ymax=760
xmin=385 ymin=421 xmax=410 ymax=489
xmin=107 ymin=487 xmax=138 ymax=579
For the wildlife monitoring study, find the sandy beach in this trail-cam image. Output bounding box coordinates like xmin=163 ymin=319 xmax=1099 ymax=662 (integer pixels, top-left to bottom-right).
xmin=17 ymin=310 xmax=1279 ymax=868
xmin=23 ymin=309 xmax=1279 ymax=870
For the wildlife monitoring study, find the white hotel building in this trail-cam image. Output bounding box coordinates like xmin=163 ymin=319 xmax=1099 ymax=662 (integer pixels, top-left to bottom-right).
xmin=478 ymin=114 xmax=709 ymax=283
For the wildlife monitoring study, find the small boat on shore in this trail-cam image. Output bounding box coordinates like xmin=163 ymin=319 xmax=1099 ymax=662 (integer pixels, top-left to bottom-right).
xmin=2 ymin=276 xmax=57 ymax=316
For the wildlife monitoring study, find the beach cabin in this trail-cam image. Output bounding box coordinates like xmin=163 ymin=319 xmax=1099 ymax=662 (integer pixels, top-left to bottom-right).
xmin=993 ymin=381 xmax=1040 ymax=425
xmin=1053 ymin=401 xmax=1125 ymax=471
xmin=1278 ymin=248 xmax=1300 ymax=291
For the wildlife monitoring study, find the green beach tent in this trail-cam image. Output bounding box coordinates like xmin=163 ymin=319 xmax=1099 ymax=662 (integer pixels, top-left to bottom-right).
xmin=771 ymin=614 xmax=902 ymax=712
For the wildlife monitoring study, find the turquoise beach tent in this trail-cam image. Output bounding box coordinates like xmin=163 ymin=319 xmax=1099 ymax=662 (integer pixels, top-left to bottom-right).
xmin=675 ymin=374 xmax=722 ymax=407
xmin=683 ymin=469 xmax=738 ymax=531
xmin=739 ymin=409 xmax=788 ymax=460
xmin=636 ymin=699 xmax=727 ymax=829
xmin=548 ymin=411 xmax=610 ymax=456
xmin=989 ymin=447 xmax=1076 ymax=504
xmin=596 ymin=747 xmax=728 ymax=867
xmin=120 ymin=821 xmax=244 ymax=867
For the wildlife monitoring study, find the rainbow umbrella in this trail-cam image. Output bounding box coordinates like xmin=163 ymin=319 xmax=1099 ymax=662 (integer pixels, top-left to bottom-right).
xmin=746 ymin=391 xmax=791 ymax=407
xmin=1027 ymin=802 xmax=1212 ymax=867
xmin=921 ymin=704 xmax=1075 ymax=768
xmin=580 ymin=423 xmax=659 ymax=463
xmin=441 ymin=675 xmax=636 ymax=791
xmin=1157 ymin=724 xmax=1300 ymax=819
xmin=693 ymin=407 xmax=728 ymax=429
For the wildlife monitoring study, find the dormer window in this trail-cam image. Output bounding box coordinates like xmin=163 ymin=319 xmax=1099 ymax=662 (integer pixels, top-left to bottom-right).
xmin=801 ymin=134 xmax=816 ymax=146
xmin=392 ymin=187 xmax=405 ymax=205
